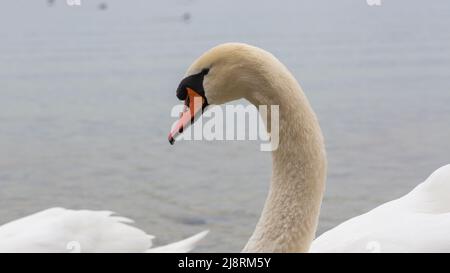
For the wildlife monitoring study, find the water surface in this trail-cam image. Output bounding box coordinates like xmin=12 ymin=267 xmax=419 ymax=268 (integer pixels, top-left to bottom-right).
xmin=0 ymin=0 xmax=449 ymax=251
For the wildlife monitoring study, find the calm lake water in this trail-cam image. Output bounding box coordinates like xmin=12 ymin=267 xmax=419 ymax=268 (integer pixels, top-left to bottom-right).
xmin=0 ymin=0 xmax=449 ymax=252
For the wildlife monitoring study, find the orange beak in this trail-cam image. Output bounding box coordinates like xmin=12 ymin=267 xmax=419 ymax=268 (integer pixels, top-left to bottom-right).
xmin=168 ymin=88 xmax=206 ymax=144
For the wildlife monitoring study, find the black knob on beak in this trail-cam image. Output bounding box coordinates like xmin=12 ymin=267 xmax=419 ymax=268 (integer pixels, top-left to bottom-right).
xmin=176 ymin=85 xmax=187 ymax=100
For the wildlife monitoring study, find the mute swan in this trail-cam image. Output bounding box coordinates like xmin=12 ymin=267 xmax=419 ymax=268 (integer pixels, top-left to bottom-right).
xmin=168 ymin=43 xmax=450 ymax=252
xmin=0 ymin=207 xmax=208 ymax=253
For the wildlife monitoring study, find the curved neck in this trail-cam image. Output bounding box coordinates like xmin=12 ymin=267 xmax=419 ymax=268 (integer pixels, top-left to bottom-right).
xmin=242 ymin=65 xmax=327 ymax=252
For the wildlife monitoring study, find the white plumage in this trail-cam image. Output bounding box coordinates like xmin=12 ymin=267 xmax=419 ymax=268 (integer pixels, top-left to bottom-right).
xmin=0 ymin=208 xmax=208 ymax=253
xmin=311 ymin=165 xmax=450 ymax=252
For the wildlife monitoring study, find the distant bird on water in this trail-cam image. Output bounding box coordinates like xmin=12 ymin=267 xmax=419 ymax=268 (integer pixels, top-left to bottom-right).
xmin=182 ymin=12 xmax=191 ymax=23
xmin=98 ymin=2 xmax=108 ymax=10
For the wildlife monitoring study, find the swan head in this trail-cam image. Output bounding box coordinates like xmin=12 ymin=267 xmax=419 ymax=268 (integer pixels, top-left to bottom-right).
xmin=168 ymin=43 xmax=275 ymax=144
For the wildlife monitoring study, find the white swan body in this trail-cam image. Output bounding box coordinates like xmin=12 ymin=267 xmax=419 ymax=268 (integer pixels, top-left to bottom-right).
xmin=173 ymin=42 xmax=450 ymax=252
xmin=311 ymin=165 xmax=450 ymax=253
xmin=0 ymin=208 xmax=208 ymax=253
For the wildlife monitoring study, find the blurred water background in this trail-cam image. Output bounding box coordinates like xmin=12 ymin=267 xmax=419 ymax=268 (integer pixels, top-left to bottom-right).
xmin=0 ymin=0 xmax=449 ymax=251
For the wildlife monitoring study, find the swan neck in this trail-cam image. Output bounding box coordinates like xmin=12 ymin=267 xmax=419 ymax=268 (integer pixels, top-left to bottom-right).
xmin=243 ymin=67 xmax=326 ymax=253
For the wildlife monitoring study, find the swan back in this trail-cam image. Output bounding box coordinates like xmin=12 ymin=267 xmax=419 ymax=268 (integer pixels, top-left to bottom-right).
xmin=0 ymin=208 xmax=152 ymax=252
xmin=310 ymin=165 xmax=450 ymax=252
xmin=402 ymin=164 xmax=450 ymax=213
xmin=0 ymin=208 xmax=208 ymax=253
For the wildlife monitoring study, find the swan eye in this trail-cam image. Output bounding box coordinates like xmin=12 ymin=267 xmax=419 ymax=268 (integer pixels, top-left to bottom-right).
xmin=201 ymin=68 xmax=210 ymax=75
